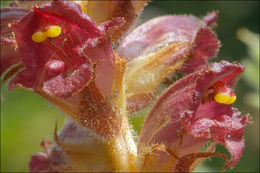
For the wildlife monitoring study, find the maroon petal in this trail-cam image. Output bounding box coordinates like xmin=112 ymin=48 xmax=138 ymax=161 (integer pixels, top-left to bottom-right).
xmin=183 ymin=102 xmax=250 ymax=167
xmin=29 ymin=153 xmax=56 ymax=172
xmin=178 ymin=27 xmax=220 ymax=74
xmin=0 ymin=7 xmax=28 ymax=76
xmin=203 ymin=11 xmax=219 ymax=28
xmin=42 ymin=63 xmax=93 ymax=97
xmin=138 ymin=61 xmax=249 ymax=169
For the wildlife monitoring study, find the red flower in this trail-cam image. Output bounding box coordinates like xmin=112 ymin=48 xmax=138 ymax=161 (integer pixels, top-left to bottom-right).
xmin=2 ymin=1 xmax=126 ymax=98
xmin=138 ymin=61 xmax=251 ymax=171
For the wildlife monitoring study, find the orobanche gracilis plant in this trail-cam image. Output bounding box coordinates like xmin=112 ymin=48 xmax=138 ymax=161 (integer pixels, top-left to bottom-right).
xmin=0 ymin=1 xmax=251 ymax=172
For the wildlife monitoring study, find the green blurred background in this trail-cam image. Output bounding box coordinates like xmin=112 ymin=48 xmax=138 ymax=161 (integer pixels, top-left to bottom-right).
xmin=1 ymin=1 xmax=259 ymax=172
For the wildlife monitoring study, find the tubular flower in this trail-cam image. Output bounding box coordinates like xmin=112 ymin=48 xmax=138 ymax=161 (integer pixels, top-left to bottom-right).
xmin=1 ymin=1 xmax=250 ymax=172
xmin=138 ymin=61 xmax=251 ymax=172
xmin=118 ymin=11 xmax=220 ymax=112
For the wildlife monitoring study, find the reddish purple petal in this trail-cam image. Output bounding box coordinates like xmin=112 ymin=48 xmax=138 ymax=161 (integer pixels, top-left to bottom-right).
xmin=203 ymin=11 xmax=219 ymax=28
xmin=29 ymin=153 xmax=55 ymax=172
xmin=182 ymin=102 xmax=250 ymax=167
xmin=42 ymin=63 xmax=93 ymax=97
xmin=1 ymin=7 xmax=28 ymax=39
xmin=74 ymin=38 xmax=120 ymax=98
xmin=118 ymin=13 xmax=219 ymax=62
xmin=138 ymin=61 xmax=248 ymax=169
xmin=178 ymin=27 xmax=220 ymax=73
xmin=0 ymin=7 xmax=28 ymax=75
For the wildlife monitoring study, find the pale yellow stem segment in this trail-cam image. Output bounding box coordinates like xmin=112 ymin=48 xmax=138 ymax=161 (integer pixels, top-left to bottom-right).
xmin=108 ymin=55 xmax=137 ymax=172
xmin=76 ymin=0 xmax=147 ymax=25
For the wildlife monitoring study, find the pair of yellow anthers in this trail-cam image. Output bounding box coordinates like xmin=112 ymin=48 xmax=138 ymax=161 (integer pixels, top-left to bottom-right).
xmin=31 ymin=25 xmax=61 ymax=43
xmin=214 ymin=85 xmax=236 ymax=105
xmin=214 ymin=92 xmax=236 ymax=105
xmin=212 ymin=81 xmax=236 ymax=105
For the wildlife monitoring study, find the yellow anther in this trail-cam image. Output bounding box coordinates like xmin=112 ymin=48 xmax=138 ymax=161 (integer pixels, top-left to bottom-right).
xmin=31 ymin=31 xmax=47 ymax=43
xmin=44 ymin=25 xmax=61 ymax=38
xmin=226 ymin=95 xmax=236 ymax=105
xmin=214 ymin=92 xmax=236 ymax=105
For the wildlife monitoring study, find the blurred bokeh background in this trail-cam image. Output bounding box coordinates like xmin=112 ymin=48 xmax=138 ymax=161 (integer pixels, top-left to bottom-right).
xmin=1 ymin=1 xmax=259 ymax=172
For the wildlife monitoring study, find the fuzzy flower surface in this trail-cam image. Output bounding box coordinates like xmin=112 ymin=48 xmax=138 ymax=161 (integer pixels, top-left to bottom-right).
xmin=0 ymin=1 xmax=251 ymax=172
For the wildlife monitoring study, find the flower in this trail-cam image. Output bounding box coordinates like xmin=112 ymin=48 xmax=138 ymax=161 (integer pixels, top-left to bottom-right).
xmin=118 ymin=11 xmax=220 ymax=112
xmin=1 ymin=1 xmax=250 ymax=172
xmin=137 ymin=61 xmax=251 ymax=172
